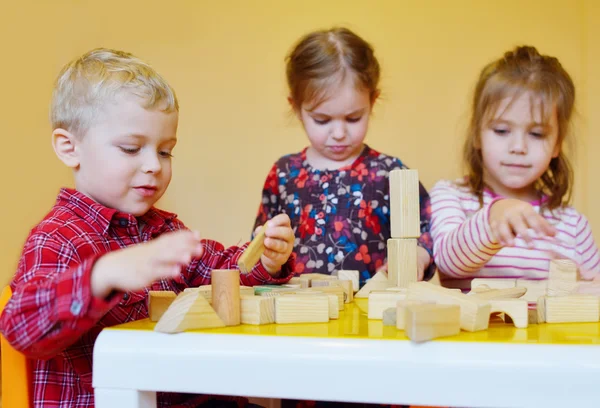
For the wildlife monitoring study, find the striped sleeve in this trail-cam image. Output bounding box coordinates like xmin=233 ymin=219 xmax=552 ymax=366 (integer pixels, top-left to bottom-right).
xmin=430 ymin=180 xmax=502 ymax=277
xmin=575 ymin=213 xmax=600 ymax=279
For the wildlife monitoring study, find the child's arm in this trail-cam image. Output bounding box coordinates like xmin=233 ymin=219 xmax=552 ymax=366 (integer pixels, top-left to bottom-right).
xmin=0 ymin=230 xmax=202 ymax=359
xmin=430 ymin=180 xmax=504 ymax=277
xmin=174 ymin=214 xmax=296 ymax=287
xmin=252 ymin=164 xmax=282 ymax=235
xmin=417 ymin=181 xmax=435 ymax=280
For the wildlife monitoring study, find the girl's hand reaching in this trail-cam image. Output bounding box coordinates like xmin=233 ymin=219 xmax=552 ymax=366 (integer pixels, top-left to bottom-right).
xmin=489 ymin=198 xmax=557 ymax=246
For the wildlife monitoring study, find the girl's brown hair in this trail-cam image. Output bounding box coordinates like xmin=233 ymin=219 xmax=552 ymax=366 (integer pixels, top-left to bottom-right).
xmin=286 ymin=27 xmax=380 ymax=111
xmin=463 ymin=45 xmax=575 ymax=210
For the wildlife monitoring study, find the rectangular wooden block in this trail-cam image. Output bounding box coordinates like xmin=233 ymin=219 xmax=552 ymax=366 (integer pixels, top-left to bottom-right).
xmin=368 ymin=291 xmax=407 ymax=319
xmin=516 ymin=279 xmax=549 ymax=303
xmin=544 ymin=295 xmax=600 ymax=323
xmin=549 ymin=259 xmax=578 ymax=281
xmin=327 ymin=294 xmax=339 ymax=319
xmin=288 ymin=277 xmax=310 ymax=288
xmin=405 ymin=304 xmax=461 ymax=343
xmin=387 ymin=238 xmax=417 ymax=288
xmin=338 ymin=279 xmax=354 ymax=303
xmin=382 ymin=307 xmax=397 ymax=326
xmin=240 ymin=295 xmax=275 ymax=325
xmin=148 ymin=291 xmax=177 ymax=322
xmin=184 ymin=285 xmax=254 ymax=304
xmin=336 ymin=270 xmax=360 ymax=293
xmin=471 ymin=278 xmax=516 ymax=290
xmin=389 ymin=169 xmax=421 ymax=238
xmin=408 ymin=282 xmax=491 ymax=332
xmin=238 ymin=226 xmax=265 ymax=273
xmin=275 ymin=295 xmax=329 ymax=324
xmin=308 ymin=284 xmax=345 ymax=310
xmin=396 ymin=300 xmax=433 ymax=330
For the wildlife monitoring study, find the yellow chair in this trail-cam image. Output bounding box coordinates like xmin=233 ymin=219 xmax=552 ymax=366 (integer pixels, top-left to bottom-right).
xmin=0 ymin=286 xmax=32 ymax=407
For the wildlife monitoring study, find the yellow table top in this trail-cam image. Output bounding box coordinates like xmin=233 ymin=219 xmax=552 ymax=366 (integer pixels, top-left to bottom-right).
xmin=112 ymin=299 xmax=600 ymax=345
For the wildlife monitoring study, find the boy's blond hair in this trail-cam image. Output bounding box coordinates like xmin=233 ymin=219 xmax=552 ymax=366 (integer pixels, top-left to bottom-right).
xmin=50 ymin=48 xmax=178 ymax=136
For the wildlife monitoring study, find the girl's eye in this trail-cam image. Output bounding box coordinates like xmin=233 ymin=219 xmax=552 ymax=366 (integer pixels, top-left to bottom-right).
xmin=530 ymin=131 xmax=545 ymax=138
xmin=493 ymin=128 xmax=509 ymax=135
xmin=347 ymin=117 xmax=362 ymax=123
xmin=120 ymin=146 xmax=140 ymax=154
xmin=313 ymin=118 xmax=330 ymax=125
xmin=159 ymin=151 xmax=174 ymax=158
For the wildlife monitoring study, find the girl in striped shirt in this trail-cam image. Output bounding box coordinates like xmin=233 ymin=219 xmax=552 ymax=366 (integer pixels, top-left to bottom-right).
xmin=430 ymin=45 xmax=600 ymax=289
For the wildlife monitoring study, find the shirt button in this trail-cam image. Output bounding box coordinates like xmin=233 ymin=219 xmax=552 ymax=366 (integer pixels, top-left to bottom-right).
xmin=122 ymin=293 xmax=130 ymax=301
xmin=119 ymin=219 xmax=128 ymax=227
xmin=70 ymin=300 xmax=82 ymax=316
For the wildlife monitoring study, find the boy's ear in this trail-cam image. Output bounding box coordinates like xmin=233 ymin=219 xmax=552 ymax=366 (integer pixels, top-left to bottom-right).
xmin=52 ymin=128 xmax=80 ymax=169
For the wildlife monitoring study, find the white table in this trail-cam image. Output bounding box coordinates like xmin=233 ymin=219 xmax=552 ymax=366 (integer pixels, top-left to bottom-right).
xmin=93 ymin=302 xmax=600 ymax=408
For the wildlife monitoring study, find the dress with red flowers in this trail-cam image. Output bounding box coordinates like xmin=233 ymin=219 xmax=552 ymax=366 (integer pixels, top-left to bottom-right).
xmin=253 ymin=145 xmax=434 ymax=286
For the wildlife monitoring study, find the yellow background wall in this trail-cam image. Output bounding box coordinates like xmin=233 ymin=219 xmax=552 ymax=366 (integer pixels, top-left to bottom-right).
xmin=0 ymin=0 xmax=598 ymax=286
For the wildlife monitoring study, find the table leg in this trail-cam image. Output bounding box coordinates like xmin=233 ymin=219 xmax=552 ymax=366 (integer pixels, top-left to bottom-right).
xmin=95 ymin=388 xmax=157 ymax=408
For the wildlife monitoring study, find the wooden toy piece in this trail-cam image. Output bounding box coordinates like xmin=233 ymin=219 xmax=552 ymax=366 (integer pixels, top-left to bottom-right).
xmin=211 ymin=269 xmax=241 ymax=326
xmin=148 ymin=291 xmax=177 ymax=322
xmin=327 ymin=294 xmax=339 ymax=319
xmin=254 ymin=285 xmax=296 ymax=296
xmin=335 ymin=270 xmax=360 ymax=293
xmin=396 ymin=300 xmax=434 ymax=330
xmin=547 ymin=259 xmax=579 ymax=296
xmin=471 ymin=278 xmax=516 ymax=290
xmin=489 ymin=299 xmax=528 ymax=328
xmin=338 ymin=279 xmax=354 ymax=303
xmin=408 ymin=282 xmax=491 ymax=332
xmin=516 ymin=279 xmax=549 ymax=302
xmin=275 ymin=295 xmax=329 ymax=324
xmin=355 ymin=276 xmax=392 ymax=298
xmin=387 ymin=238 xmax=418 ymax=288
xmin=154 ymin=291 xmax=225 ymax=333
xmin=389 ymin=169 xmax=421 ymax=238
xmin=184 ymin=285 xmax=254 ymax=304
xmin=288 ymin=277 xmax=310 ymax=288
xmin=382 ymin=307 xmax=397 ymax=326
xmin=404 ymin=304 xmax=461 ymax=343
xmin=544 ymin=295 xmax=600 ymax=323
xmin=240 ymin=295 xmax=275 ymax=325
xmin=238 ymin=226 xmax=266 ymax=274
xmin=471 ymin=286 xmax=527 ymax=300
xmin=368 ymin=291 xmax=407 ymax=319
xmin=308 ymin=284 xmax=345 ymax=310
xmin=536 ymin=296 xmax=546 ymax=324
xmin=311 ymin=280 xmax=334 ymax=288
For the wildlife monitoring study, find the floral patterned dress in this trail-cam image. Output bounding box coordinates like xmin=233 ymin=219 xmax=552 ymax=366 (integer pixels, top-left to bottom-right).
xmin=253 ymin=145 xmax=434 ymax=286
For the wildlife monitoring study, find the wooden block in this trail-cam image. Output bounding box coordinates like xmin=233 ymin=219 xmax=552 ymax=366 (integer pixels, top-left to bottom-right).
xmin=471 ymin=287 xmax=527 ymax=300
xmin=544 ymin=295 xmax=600 ymax=323
xmin=238 ymin=226 xmax=265 ymax=273
xmin=148 ymin=291 xmax=177 ymax=322
xmin=368 ymin=291 xmax=407 ymax=319
xmin=355 ymin=279 xmax=392 ymax=298
xmin=549 ymin=259 xmax=578 ymax=281
xmin=370 ymin=271 xmax=388 ymax=282
xmin=240 ymin=295 xmax=275 ymax=325
xmin=275 ymin=295 xmax=329 ymax=324
xmin=408 ymin=282 xmax=491 ymax=332
xmin=387 ymin=238 xmax=418 ymax=288
xmin=211 ymin=269 xmax=241 ymax=326
xmin=311 ymin=280 xmax=334 ymax=288
xmin=396 ymin=300 xmax=433 ymax=330
xmin=327 ymin=294 xmax=339 ymax=319
xmin=537 ymin=296 xmax=546 ymax=323
xmin=405 ymin=304 xmax=461 ymax=343
xmin=154 ymin=291 xmax=225 ymax=333
xmin=471 ymin=278 xmax=516 ymax=290
xmin=335 ymin=270 xmax=360 ymax=293
xmin=254 ymin=285 xmax=296 ymax=295
xmin=528 ymin=307 xmax=540 ymax=325
xmin=338 ymin=279 xmax=354 ymax=303
xmin=288 ymin=277 xmax=309 ymax=288
xmin=389 ymin=169 xmax=421 ymax=238
xmin=516 ymin=279 xmax=549 ymax=302
xmin=382 ymin=307 xmax=397 ymax=326
xmin=184 ymin=285 xmax=254 ymax=304
xmin=489 ymin=299 xmax=528 ymax=328
xmin=309 ymin=284 xmax=344 ymax=310
xmin=547 ymin=280 xmax=579 ymax=297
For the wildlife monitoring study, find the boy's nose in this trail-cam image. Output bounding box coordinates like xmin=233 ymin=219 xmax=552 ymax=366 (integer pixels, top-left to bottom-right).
xmin=141 ymin=153 xmax=162 ymax=174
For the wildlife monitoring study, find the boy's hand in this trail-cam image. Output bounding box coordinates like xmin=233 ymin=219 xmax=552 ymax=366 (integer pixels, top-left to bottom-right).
xmin=417 ymin=246 xmax=430 ymax=281
xmin=259 ymin=214 xmax=295 ymax=276
xmin=489 ymin=198 xmax=556 ymax=246
xmin=91 ymin=230 xmax=203 ymax=299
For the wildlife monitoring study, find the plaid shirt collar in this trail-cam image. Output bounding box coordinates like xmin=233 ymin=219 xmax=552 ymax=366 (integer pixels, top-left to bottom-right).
xmin=56 ymin=188 xmax=178 ymax=236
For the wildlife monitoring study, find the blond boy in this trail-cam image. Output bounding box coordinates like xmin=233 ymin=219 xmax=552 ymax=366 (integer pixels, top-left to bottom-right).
xmin=0 ymin=48 xmax=295 ymax=408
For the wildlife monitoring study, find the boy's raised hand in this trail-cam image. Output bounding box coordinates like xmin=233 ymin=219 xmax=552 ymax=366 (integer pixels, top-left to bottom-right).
xmin=259 ymin=214 xmax=295 ymax=276
xmin=91 ymin=230 xmax=203 ymax=299
xmin=489 ymin=198 xmax=557 ymax=246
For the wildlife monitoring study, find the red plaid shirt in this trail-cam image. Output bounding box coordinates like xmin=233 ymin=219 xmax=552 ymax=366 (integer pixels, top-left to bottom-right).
xmin=0 ymin=188 xmax=294 ymax=408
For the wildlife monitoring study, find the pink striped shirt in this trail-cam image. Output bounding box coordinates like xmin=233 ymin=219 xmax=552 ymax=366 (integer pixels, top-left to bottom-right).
xmin=430 ymin=179 xmax=600 ymax=289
